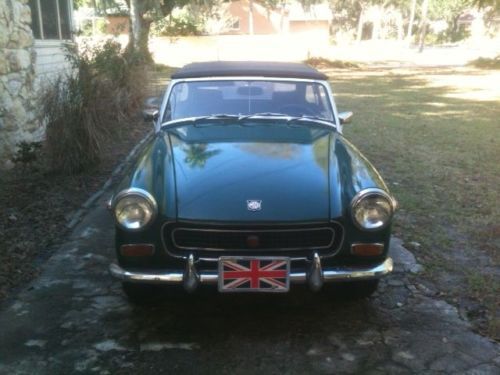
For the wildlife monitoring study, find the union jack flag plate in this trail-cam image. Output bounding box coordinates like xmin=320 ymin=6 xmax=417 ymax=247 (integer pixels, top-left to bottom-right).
xmin=218 ymin=256 xmax=290 ymax=293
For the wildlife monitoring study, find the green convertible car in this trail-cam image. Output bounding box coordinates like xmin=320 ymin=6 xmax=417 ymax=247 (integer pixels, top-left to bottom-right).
xmin=108 ymin=61 xmax=397 ymax=302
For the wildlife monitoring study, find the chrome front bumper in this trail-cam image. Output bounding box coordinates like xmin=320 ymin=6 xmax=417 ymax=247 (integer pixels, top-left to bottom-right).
xmin=109 ymin=257 xmax=393 ymax=292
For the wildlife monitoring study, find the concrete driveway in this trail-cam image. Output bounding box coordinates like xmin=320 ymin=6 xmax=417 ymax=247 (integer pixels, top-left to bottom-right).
xmin=0 ymin=191 xmax=498 ymax=374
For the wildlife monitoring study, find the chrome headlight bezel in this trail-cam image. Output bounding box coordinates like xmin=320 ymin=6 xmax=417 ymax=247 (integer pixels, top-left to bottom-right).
xmin=112 ymin=188 xmax=158 ymax=232
xmin=350 ymin=188 xmax=396 ymax=231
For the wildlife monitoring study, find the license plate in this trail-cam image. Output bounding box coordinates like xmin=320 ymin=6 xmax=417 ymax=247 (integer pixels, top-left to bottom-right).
xmin=218 ymin=256 xmax=290 ymax=293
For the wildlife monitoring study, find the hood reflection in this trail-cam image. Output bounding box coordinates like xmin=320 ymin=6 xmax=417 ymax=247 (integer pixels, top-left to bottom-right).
xmin=182 ymin=144 xmax=221 ymax=168
xmin=167 ymin=122 xmax=333 ymax=222
xmin=238 ymin=143 xmax=300 ymax=160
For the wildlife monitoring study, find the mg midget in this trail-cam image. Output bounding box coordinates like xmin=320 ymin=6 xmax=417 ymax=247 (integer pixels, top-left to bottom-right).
xmin=108 ymin=61 xmax=396 ymax=302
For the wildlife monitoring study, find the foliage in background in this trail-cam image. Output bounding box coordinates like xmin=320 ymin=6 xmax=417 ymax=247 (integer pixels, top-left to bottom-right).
xmin=41 ymin=40 xmax=147 ymax=174
xmin=151 ymin=14 xmax=201 ymax=36
xmin=304 ymin=57 xmax=360 ymax=69
xmin=77 ymin=0 xmax=499 ymax=53
xmin=127 ymin=0 xmax=253 ymax=58
xmin=78 ymin=18 xmax=108 ymax=36
xmin=468 ymin=54 xmax=500 ymax=68
xmin=127 ymin=0 xmax=190 ymax=62
xmin=427 ymin=0 xmax=473 ymax=42
xmin=74 ymin=0 xmax=129 ymax=15
xmin=326 ymin=0 xmax=497 ymax=44
xmin=474 ymin=0 xmax=500 ymax=10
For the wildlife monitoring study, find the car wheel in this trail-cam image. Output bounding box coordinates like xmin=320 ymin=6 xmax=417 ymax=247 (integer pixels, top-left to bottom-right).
xmin=337 ymin=280 xmax=380 ymax=299
xmin=121 ymin=282 xmax=161 ymax=305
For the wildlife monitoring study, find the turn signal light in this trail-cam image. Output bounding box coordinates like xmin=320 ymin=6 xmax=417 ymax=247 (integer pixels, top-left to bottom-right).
xmin=351 ymin=243 xmax=384 ymax=257
xmin=120 ymin=244 xmax=155 ymax=257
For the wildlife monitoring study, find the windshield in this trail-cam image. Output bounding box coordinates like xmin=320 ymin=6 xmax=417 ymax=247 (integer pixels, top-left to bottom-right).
xmin=163 ymin=80 xmax=334 ymax=123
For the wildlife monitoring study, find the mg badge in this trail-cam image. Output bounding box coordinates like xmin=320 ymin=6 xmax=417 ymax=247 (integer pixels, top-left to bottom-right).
xmin=247 ymin=200 xmax=262 ymax=211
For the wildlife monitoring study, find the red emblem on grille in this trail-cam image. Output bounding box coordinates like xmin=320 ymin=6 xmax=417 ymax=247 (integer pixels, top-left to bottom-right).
xmin=246 ymin=235 xmax=260 ymax=248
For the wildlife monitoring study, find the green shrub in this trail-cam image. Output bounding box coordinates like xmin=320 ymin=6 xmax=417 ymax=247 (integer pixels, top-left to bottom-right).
xmin=42 ymin=40 xmax=147 ymax=174
xmin=11 ymin=141 xmax=43 ymax=168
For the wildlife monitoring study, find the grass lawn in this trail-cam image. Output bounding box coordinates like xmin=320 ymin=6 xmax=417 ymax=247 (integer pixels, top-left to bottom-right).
xmin=327 ymin=66 xmax=500 ymax=339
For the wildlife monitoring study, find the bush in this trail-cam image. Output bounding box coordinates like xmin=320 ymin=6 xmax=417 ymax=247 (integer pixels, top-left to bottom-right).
xmin=468 ymin=55 xmax=500 ymax=70
xmin=11 ymin=141 xmax=43 ymax=168
xmin=304 ymin=57 xmax=360 ymax=69
xmin=42 ymin=40 xmax=147 ymax=174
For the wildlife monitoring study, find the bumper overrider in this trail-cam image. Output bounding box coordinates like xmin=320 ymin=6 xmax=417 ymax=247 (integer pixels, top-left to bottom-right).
xmin=109 ymin=252 xmax=393 ymax=292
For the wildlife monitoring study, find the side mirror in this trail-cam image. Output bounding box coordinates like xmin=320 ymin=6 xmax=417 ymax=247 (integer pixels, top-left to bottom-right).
xmin=338 ymin=111 xmax=353 ymax=125
xmin=142 ymin=96 xmax=161 ymax=121
xmin=143 ymin=110 xmax=159 ymax=122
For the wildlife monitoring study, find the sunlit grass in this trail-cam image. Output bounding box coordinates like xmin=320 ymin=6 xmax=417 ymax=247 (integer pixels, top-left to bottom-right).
xmin=331 ymin=67 xmax=500 ymax=339
xmin=413 ymin=69 xmax=500 ymax=102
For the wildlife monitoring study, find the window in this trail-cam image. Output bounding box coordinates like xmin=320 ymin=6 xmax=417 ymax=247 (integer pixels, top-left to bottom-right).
xmin=165 ymin=80 xmax=335 ymax=122
xmin=29 ymin=0 xmax=72 ymax=40
xmin=230 ymin=18 xmax=240 ymax=30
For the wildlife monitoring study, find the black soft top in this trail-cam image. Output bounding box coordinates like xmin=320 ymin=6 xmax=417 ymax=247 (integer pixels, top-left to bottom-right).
xmin=171 ymin=61 xmax=327 ymax=80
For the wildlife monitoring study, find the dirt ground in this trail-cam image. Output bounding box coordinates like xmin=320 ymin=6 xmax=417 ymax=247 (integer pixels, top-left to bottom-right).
xmin=0 ymin=119 xmax=151 ymax=304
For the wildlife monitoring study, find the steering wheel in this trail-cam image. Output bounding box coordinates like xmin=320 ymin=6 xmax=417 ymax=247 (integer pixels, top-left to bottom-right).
xmin=278 ymin=104 xmax=317 ymax=117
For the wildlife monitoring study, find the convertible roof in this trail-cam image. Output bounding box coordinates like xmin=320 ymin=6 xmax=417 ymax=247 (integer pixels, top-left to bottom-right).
xmin=171 ymin=61 xmax=328 ymax=80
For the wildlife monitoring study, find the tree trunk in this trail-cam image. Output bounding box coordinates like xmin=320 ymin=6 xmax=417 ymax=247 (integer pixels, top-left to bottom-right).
xmin=128 ymin=0 xmax=153 ymax=63
xmin=280 ymin=4 xmax=285 ymax=33
xmin=129 ymin=0 xmax=141 ymax=48
xmin=249 ymin=0 xmax=254 ymax=35
xmin=356 ymin=9 xmax=364 ymax=43
xmin=406 ymin=0 xmax=417 ymax=45
xmin=137 ymin=18 xmax=153 ymax=62
xmin=418 ymin=0 xmax=429 ymax=53
xmin=372 ymin=7 xmax=382 ymax=40
xmin=396 ymin=12 xmax=404 ymax=41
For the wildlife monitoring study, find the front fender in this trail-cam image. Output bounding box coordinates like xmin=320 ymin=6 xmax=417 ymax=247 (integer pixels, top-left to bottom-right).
xmin=114 ymin=133 xmax=175 ymax=219
xmin=329 ymin=134 xmax=393 ymax=260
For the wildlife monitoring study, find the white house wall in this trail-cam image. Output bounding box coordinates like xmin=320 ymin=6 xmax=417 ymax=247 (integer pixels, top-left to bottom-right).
xmin=34 ymin=40 xmax=73 ymax=90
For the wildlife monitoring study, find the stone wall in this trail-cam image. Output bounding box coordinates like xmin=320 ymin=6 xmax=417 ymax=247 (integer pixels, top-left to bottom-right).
xmin=0 ymin=0 xmax=37 ymax=169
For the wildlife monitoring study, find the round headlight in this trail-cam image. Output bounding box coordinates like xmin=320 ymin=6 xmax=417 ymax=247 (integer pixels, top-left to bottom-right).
xmin=113 ymin=188 xmax=157 ymax=231
xmin=351 ymin=189 xmax=395 ymax=231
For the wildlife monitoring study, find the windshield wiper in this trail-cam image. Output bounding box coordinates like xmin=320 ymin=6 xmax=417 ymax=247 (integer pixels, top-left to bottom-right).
xmin=286 ymin=115 xmax=334 ymax=126
xmin=241 ymin=113 xmax=333 ymax=124
xmin=160 ymin=114 xmax=243 ymax=128
xmin=239 ymin=112 xmax=289 ymax=119
xmin=289 ymin=115 xmax=331 ymax=122
xmin=160 ymin=113 xmax=335 ymax=129
xmin=193 ymin=114 xmax=243 ymax=122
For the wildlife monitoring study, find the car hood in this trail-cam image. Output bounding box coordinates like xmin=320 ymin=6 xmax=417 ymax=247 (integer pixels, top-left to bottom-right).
xmin=166 ymin=122 xmax=332 ymax=222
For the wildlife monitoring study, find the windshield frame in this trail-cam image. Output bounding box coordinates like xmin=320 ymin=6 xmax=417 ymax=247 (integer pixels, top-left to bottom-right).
xmin=157 ymin=77 xmax=341 ymax=133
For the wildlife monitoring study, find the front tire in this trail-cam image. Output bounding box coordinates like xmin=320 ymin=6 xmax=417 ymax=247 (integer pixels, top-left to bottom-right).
xmin=122 ymin=282 xmax=161 ymax=305
xmin=337 ymin=279 xmax=380 ymax=299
